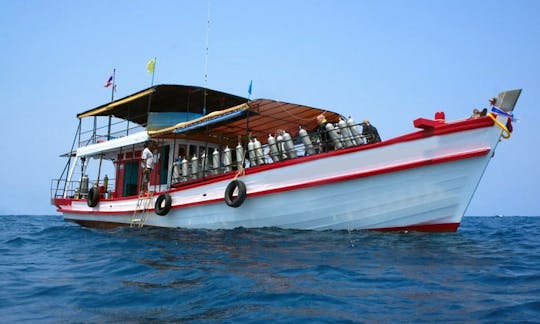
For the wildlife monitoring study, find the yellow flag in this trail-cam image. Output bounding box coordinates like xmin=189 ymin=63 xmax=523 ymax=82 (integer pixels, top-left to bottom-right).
xmin=146 ymin=59 xmax=156 ymax=74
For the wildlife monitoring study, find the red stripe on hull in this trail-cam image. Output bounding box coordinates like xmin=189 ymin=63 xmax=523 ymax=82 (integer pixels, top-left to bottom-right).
xmin=53 ymin=198 xmax=72 ymax=208
xmin=57 ymin=148 xmax=490 ymax=216
xmin=66 ymin=218 xmax=460 ymax=232
xmin=66 ymin=219 xmax=126 ymax=229
xmin=249 ymin=148 xmax=490 ymax=198
xmin=372 ymin=222 xmax=460 ymax=232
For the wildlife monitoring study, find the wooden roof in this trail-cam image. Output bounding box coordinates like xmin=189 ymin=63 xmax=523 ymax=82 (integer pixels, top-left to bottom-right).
xmin=77 ymin=84 xmax=247 ymax=126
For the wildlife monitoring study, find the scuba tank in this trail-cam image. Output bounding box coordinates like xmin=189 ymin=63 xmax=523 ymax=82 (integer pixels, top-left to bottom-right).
xmin=276 ymin=132 xmax=287 ymax=159
xmin=236 ymin=142 xmax=244 ymax=170
xmin=282 ymin=131 xmax=297 ymax=159
xmin=172 ymin=158 xmax=181 ymax=183
xmin=181 ymin=157 xmax=189 ymax=181
xmin=299 ymin=127 xmax=314 ymax=155
xmin=347 ymin=116 xmax=363 ymax=145
xmin=200 ymin=152 xmax=208 ymax=177
xmin=267 ymin=134 xmax=280 ymax=162
xmin=247 ymin=139 xmax=257 ymax=166
xmin=223 ymin=146 xmax=232 ymax=172
xmin=338 ymin=118 xmax=354 ymax=147
xmin=325 ymin=122 xmax=343 ymax=150
xmin=191 ymin=155 xmax=198 ymax=179
xmin=212 ymin=148 xmax=220 ymax=174
xmin=253 ymin=137 xmax=265 ymax=165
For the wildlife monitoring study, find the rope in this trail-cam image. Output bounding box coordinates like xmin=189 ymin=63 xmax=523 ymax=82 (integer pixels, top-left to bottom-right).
xmin=487 ymin=113 xmax=511 ymax=139
xmin=234 ymin=147 xmax=247 ymax=179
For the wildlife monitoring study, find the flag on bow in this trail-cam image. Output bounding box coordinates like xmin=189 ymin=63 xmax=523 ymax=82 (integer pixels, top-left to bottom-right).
xmin=491 ymin=106 xmax=514 ymax=119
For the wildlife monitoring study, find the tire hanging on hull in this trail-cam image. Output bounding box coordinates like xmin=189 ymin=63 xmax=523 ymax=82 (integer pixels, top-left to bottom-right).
xmin=154 ymin=193 xmax=172 ymax=216
xmin=224 ymin=180 xmax=247 ymax=208
xmin=87 ymin=187 xmax=99 ymax=207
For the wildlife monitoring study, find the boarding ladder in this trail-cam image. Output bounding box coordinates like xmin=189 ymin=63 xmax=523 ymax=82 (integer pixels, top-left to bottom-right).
xmin=130 ymin=192 xmax=154 ymax=228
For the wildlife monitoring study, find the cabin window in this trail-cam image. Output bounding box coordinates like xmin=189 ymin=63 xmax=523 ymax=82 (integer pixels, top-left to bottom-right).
xmin=177 ymin=144 xmax=187 ymax=159
xmin=189 ymin=145 xmax=197 ymax=158
xmin=204 ymin=146 xmax=214 ymax=158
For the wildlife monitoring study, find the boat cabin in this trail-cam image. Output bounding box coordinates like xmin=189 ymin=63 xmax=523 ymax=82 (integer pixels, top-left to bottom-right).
xmin=51 ymin=84 xmax=371 ymax=203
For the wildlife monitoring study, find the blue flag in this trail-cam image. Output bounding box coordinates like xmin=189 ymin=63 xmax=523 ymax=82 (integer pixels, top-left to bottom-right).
xmin=491 ymin=106 xmax=514 ymax=119
xmin=248 ymin=80 xmax=253 ymax=98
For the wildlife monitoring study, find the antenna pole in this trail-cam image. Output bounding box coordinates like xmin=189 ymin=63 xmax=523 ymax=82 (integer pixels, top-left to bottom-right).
xmin=151 ymin=57 xmax=156 ymax=86
xmin=107 ymin=68 xmax=116 ymax=140
xmin=110 ymin=68 xmax=116 ymax=101
xmin=203 ymin=1 xmax=211 ymax=115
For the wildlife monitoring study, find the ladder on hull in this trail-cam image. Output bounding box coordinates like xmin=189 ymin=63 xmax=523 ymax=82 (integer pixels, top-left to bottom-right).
xmin=130 ymin=192 xmax=154 ymax=228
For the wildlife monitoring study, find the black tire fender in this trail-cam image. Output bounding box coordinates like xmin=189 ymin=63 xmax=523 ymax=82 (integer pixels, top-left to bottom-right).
xmin=154 ymin=193 xmax=172 ymax=216
xmin=224 ymin=180 xmax=247 ymax=208
xmin=87 ymin=186 xmax=99 ymax=208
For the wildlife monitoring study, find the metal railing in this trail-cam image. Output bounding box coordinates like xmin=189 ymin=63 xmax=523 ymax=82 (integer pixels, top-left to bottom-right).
xmin=51 ymin=177 xmax=116 ymax=200
xmin=79 ymin=116 xmax=145 ymax=147
xmin=170 ymin=122 xmax=378 ymax=185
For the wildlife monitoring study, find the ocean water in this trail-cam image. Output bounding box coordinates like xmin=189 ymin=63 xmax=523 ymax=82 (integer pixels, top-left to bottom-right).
xmin=1 ymin=216 xmax=539 ymax=323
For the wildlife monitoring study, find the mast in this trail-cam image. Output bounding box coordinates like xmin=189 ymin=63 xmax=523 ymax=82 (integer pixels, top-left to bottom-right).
xmin=107 ymin=68 xmax=116 ymax=140
xmin=201 ymin=1 xmax=211 ymax=178
xmin=203 ymin=1 xmax=211 ymax=116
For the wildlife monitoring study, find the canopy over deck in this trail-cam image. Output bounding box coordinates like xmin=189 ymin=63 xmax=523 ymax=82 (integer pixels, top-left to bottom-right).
xmin=77 ymin=84 xmax=344 ymax=146
xmin=149 ymin=99 xmax=343 ymax=145
xmin=77 ymin=84 xmax=247 ymax=126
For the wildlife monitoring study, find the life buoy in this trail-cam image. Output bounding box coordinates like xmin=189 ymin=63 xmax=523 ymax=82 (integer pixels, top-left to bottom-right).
xmin=224 ymin=180 xmax=247 ymax=208
xmin=87 ymin=186 xmax=99 ymax=207
xmin=154 ymin=193 xmax=172 ymax=216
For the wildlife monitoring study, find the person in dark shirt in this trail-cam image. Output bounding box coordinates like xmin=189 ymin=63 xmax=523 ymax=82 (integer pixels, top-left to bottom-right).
xmin=361 ymin=120 xmax=381 ymax=144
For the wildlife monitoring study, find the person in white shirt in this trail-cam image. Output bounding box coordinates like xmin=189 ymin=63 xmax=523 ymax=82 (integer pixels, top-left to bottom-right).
xmin=141 ymin=141 xmax=155 ymax=194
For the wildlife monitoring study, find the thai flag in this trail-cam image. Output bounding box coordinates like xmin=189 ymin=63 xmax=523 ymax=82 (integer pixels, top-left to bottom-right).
xmin=491 ymin=106 xmax=514 ymax=119
xmin=104 ymin=75 xmax=113 ymax=87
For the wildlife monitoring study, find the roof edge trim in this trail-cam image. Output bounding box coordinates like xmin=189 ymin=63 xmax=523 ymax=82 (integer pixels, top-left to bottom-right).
xmin=77 ymin=88 xmax=156 ymax=118
xmin=148 ymin=102 xmax=249 ymax=136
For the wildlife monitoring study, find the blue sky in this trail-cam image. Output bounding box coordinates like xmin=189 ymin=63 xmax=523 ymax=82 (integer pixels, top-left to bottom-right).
xmin=1 ymin=0 xmax=538 ymax=216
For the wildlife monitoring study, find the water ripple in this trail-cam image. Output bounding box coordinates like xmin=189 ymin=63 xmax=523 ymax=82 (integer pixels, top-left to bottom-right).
xmin=0 ymin=215 xmax=539 ymax=322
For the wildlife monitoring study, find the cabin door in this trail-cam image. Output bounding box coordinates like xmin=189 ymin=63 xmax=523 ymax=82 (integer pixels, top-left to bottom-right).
xmin=123 ymin=161 xmax=139 ymax=196
xmin=160 ymin=145 xmax=170 ymax=185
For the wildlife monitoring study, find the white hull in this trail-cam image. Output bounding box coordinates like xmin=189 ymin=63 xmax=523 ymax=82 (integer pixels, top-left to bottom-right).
xmin=59 ymin=122 xmax=502 ymax=232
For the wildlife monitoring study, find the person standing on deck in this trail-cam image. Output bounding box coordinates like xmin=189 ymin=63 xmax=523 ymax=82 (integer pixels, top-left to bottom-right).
xmin=361 ymin=120 xmax=381 ymax=144
xmin=316 ymin=114 xmax=330 ymax=152
xmin=141 ymin=141 xmax=155 ymax=194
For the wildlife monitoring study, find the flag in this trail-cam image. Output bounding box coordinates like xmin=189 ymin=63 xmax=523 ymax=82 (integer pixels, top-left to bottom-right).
xmin=491 ymin=106 xmax=514 ymax=119
xmin=248 ymin=80 xmax=253 ymax=98
xmin=104 ymin=75 xmax=113 ymax=87
xmin=147 ymin=59 xmax=156 ymax=74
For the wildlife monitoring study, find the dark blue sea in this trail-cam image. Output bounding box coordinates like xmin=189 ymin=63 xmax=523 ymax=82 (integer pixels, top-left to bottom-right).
xmin=1 ymin=216 xmax=539 ymax=323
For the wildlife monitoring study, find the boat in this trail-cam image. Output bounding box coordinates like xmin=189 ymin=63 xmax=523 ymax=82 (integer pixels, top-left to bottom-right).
xmin=51 ymin=84 xmax=522 ymax=232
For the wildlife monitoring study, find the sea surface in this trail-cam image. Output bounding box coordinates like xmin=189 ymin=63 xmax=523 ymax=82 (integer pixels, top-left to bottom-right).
xmin=1 ymin=215 xmax=539 ymax=323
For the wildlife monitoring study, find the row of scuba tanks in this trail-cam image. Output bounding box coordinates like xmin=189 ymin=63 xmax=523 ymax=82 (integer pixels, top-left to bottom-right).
xmin=172 ymin=117 xmax=364 ymax=183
